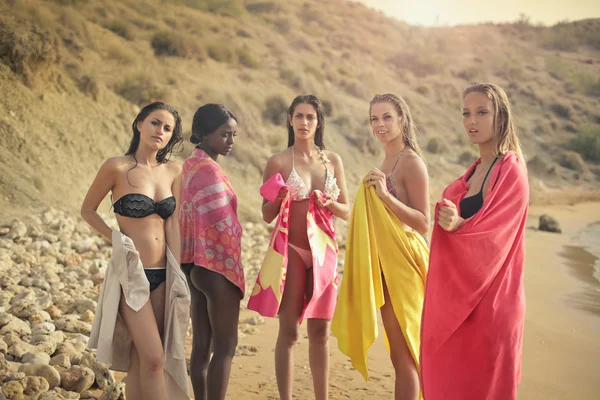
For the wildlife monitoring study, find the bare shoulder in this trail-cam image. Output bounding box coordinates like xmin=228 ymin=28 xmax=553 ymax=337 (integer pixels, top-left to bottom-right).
xmin=164 ymin=159 xmax=183 ymax=175
xmin=267 ymin=148 xmax=291 ymax=168
xmin=323 ymin=150 xmax=343 ymax=167
xmin=101 ymin=156 xmax=131 ymax=173
xmin=397 ymin=149 xmax=427 ymax=178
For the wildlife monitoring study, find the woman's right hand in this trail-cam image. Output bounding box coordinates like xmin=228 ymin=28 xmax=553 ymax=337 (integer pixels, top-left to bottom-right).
xmin=276 ymin=187 xmax=289 ymax=200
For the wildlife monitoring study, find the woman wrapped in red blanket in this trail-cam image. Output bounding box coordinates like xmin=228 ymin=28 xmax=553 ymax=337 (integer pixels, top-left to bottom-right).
xmin=421 ymin=83 xmax=529 ymax=400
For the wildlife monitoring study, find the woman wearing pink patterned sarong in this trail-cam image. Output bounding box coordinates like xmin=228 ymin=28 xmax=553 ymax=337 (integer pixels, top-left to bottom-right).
xmin=179 ymin=104 xmax=243 ymax=400
xmin=249 ymin=94 xmax=350 ymax=400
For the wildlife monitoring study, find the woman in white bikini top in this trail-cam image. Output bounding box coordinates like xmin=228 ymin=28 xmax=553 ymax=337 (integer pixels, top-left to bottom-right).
xmin=260 ymin=94 xmax=350 ymax=400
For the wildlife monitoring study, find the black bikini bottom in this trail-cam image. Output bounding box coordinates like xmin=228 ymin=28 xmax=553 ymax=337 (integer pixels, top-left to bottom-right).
xmin=144 ymin=268 xmax=166 ymax=292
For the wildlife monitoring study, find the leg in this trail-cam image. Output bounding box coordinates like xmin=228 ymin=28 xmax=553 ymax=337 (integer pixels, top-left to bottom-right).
xmin=197 ymin=268 xmax=242 ymax=400
xmin=380 ymin=278 xmax=419 ymax=400
xmin=275 ymin=248 xmax=308 ymax=400
xmin=187 ymin=268 xmax=212 ymax=400
xmin=306 ymin=268 xmax=330 ymax=400
xmin=119 ymin=291 xmax=168 ymax=400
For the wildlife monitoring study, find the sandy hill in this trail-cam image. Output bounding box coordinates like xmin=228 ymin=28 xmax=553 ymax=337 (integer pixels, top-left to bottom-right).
xmin=1 ymin=0 xmax=599 ymax=223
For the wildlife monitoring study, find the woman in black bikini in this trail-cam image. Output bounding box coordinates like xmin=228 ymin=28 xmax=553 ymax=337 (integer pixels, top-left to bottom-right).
xmin=81 ymin=102 xmax=187 ymax=400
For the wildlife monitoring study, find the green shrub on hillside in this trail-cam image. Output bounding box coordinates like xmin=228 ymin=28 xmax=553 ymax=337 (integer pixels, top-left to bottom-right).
xmin=263 ymin=95 xmax=288 ymax=125
xmin=207 ymin=43 xmax=237 ymax=63
xmin=151 ymin=31 xmax=206 ymax=60
xmin=103 ymin=20 xmax=134 ymax=40
xmin=115 ymin=75 xmax=167 ymax=106
xmin=237 ymin=48 xmax=259 ymax=68
xmin=550 ymin=102 xmax=573 ymax=120
xmin=569 ymin=125 xmax=600 ymax=163
xmin=167 ymin=0 xmax=246 ymax=17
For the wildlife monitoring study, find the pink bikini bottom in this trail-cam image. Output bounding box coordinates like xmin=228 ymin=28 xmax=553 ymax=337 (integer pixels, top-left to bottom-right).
xmin=288 ymin=243 xmax=313 ymax=269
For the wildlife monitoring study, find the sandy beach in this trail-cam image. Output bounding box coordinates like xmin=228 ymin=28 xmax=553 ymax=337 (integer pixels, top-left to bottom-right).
xmin=218 ymin=202 xmax=600 ymax=400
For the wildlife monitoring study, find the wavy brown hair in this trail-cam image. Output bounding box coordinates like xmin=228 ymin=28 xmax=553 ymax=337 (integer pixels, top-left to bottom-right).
xmin=462 ymin=83 xmax=526 ymax=167
xmin=369 ymin=93 xmax=423 ymax=158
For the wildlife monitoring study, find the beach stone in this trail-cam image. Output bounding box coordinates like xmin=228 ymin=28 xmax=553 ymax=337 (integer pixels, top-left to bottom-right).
xmin=32 ymin=322 xmax=56 ymax=336
xmin=80 ymin=389 xmax=95 ymax=399
xmin=0 ymin=312 xmax=14 ymax=327
xmin=50 ymin=354 xmax=71 ymax=369
xmin=0 ymin=339 xmax=7 ymax=355
xmin=55 ymin=316 xmax=92 ymax=335
xmin=80 ymin=353 xmax=114 ymax=390
xmin=19 ymin=363 xmax=61 ymax=388
xmin=55 ymin=342 xmax=85 ymax=365
xmin=3 ymin=332 xmax=21 ymax=346
xmin=69 ymin=299 xmax=96 ymax=315
xmin=98 ymin=381 xmax=125 ymax=400
xmin=22 ymin=351 xmax=51 ymax=364
xmin=244 ymin=316 xmax=265 ymax=325
xmin=7 ymin=220 xmax=27 ymax=240
xmin=1 ymin=379 xmax=25 ymax=399
xmin=60 ymin=366 xmax=94 ymax=393
xmin=22 ymin=375 xmax=50 ymax=398
xmin=47 ymin=305 xmax=63 ymax=320
xmin=0 ymin=370 xmax=26 ymax=383
xmin=539 ymin=215 xmax=562 ymax=233
xmin=0 ymin=318 xmax=31 ymax=336
xmin=39 ymin=387 xmax=82 ymax=399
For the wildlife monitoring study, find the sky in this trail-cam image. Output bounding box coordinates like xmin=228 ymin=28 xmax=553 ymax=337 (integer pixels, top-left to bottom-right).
xmin=356 ymin=0 xmax=600 ymax=27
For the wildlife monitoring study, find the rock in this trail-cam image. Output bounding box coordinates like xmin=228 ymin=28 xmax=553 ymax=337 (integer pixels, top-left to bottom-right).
xmin=47 ymin=305 xmax=63 ymax=320
xmin=98 ymin=381 xmax=126 ymax=400
xmin=235 ymin=344 xmax=258 ymax=356
xmin=80 ymin=353 xmax=114 ymax=390
xmin=59 ymin=366 xmax=94 ymax=393
xmin=0 ymin=318 xmax=31 ymax=336
xmin=32 ymin=322 xmax=56 ymax=336
xmin=73 ymin=239 xmax=98 ymax=254
xmin=55 ymin=342 xmax=84 ymax=365
xmin=50 ymin=354 xmax=71 ymax=369
xmin=539 ymin=215 xmax=561 ymax=233
xmin=7 ymin=220 xmax=27 ymax=240
xmin=19 ymin=363 xmax=61 ymax=388
xmin=80 ymin=389 xmax=96 ymax=399
xmin=0 ymin=312 xmax=14 ymax=327
xmin=1 ymin=379 xmax=24 ymax=399
xmin=3 ymin=331 xmax=21 ymax=346
xmin=244 ymin=316 xmax=265 ymax=325
xmin=28 ymin=310 xmax=52 ymax=325
xmin=22 ymin=351 xmax=51 ymax=364
xmin=80 ymin=310 xmax=94 ymax=323
xmin=55 ymin=316 xmax=92 ymax=335
xmin=39 ymin=387 xmax=82 ymax=399
xmin=8 ymin=299 xmax=41 ymax=318
xmin=69 ymin=299 xmax=96 ymax=315
xmin=22 ymin=375 xmax=50 ymax=398
xmin=0 ymin=353 xmax=9 ymax=370
xmin=0 ymin=370 xmax=25 ymax=383
xmin=0 ymin=339 xmax=6 ymax=355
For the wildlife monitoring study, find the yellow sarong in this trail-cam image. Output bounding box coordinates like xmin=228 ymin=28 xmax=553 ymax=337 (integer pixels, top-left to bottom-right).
xmin=331 ymin=181 xmax=428 ymax=388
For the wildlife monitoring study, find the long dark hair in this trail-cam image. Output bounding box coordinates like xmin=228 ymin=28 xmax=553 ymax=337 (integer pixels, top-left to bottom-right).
xmin=125 ymin=101 xmax=183 ymax=162
xmin=286 ymin=94 xmax=326 ymax=149
xmin=190 ymin=103 xmax=237 ymax=145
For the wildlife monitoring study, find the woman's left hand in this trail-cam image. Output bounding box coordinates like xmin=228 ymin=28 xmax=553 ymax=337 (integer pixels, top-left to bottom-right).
xmin=364 ymin=168 xmax=388 ymax=199
xmin=438 ymin=198 xmax=464 ymax=231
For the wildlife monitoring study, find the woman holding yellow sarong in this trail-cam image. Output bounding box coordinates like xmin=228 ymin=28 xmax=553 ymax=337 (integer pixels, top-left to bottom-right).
xmin=332 ymin=93 xmax=429 ymax=400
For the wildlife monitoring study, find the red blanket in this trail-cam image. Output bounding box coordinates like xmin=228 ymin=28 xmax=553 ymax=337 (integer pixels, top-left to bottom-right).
xmin=421 ymin=152 xmax=528 ymax=400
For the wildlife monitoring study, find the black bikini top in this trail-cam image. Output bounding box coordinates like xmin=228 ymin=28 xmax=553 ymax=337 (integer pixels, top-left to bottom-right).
xmin=113 ymin=193 xmax=176 ymax=220
xmin=459 ymin=158 xmax=498 ymax=220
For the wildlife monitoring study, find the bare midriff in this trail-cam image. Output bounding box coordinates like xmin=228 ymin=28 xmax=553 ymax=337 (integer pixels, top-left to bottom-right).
xmin=116 ymin=214 xmax=167 ymax=268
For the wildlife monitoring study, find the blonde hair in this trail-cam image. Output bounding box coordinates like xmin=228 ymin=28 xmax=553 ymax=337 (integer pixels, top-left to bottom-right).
xmin=462 ymin=83 xmax=526 ymax=167
xmin=369 ymin=93 xmax=423 ymax=159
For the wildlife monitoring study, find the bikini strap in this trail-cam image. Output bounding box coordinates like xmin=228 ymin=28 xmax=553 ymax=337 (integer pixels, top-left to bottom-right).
xmin=388 ymin=148 xmax=404 ymax=177
xmin=479 ymin=158 xmax=498 ymax=192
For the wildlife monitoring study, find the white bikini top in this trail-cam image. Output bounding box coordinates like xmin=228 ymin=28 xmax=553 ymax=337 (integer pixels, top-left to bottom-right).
xmin=285 ymin=146 xmax=341 ymax=202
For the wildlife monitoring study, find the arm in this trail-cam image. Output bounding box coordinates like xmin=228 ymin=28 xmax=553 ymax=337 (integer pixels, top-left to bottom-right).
xmin=261 ymin=155 xmax=285 ymax=224
xmin=80 ymin=158 xmax=118 ymax=241
xmin=381 ymin=154 xmax=430 ymax=235
xmin=165 ymin=164 xmax=182 ymax=264
xmin=321 ymin=153 xmax=350 ymax=220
